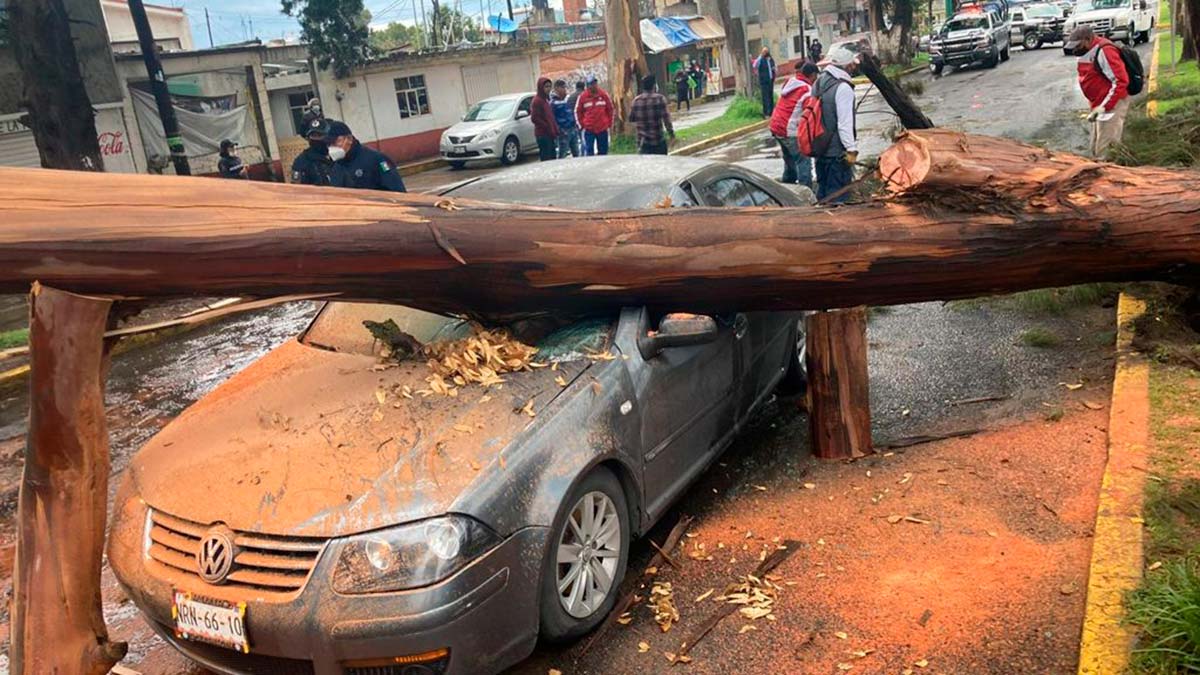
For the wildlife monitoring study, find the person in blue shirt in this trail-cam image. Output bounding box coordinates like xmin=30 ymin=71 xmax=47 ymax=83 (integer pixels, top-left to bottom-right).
xmin=550 ymin=79 xmax=580 ymax=158
xmin=290 ymin=117 xmax=339 ymax=186
xmin=324 ymin=120 xmax=406 ymax=192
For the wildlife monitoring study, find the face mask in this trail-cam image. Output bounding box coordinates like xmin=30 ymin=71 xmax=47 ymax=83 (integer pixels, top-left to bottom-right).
xmin=327 ymin=145 xmax=346 ymax=162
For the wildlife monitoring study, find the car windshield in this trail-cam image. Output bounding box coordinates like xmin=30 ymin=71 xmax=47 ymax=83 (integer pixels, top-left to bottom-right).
xmin=1076 ymin=0 xmax=1129 ymax=9
xmin=942 ymin=17 xmax=989 ymax=32
xmin=302 ymin=302 xmax=614 ymax=360
xmin=1026 ymin=4 xmax=1061 ymax=15
xmin=463 ymin=99 xmax=517 ymax=122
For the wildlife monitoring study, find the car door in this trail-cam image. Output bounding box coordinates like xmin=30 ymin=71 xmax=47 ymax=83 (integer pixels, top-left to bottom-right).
xmin=1011 ymin=9 xmax=1025 ymax=41
xmin=636 ymin=309 xmax=739 ymax=521
xmin=515 ymin=96 xmax=536 ymax=151
xmin=696 ymin=175 xmax=798 ymax=420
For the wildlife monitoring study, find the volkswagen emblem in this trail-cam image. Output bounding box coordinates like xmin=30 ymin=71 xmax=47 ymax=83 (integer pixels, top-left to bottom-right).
xmin=197 ymin=527 xmax=236 ymax=584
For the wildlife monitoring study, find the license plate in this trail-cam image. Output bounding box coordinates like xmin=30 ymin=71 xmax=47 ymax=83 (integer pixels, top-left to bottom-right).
xmin=173 ymin=590 xmax=249 ymax=653
xmin=453 ymin=145 xmax=467 ymax=154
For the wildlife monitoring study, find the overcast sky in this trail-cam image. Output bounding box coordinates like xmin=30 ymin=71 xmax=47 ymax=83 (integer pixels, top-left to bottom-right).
xmin=162 ymin=0 xmax=558 ymax=47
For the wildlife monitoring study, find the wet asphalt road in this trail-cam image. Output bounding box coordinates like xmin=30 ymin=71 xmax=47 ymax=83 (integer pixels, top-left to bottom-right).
xmin=0 ymin=42 xmax=1137 ymax=673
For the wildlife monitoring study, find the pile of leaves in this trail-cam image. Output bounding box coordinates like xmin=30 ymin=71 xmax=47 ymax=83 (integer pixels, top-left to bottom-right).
xmin=650 ymin=581 xmax=680 ymax=632
xmin=419 ymin=327 xmax=544 ymax=396
xmin=718 ymin=573 xmax=783 ymax=621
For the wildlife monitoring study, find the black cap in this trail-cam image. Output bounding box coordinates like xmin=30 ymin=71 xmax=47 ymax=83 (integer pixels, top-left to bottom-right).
xmin=324 ymin=119 xmax=352 ymax=139
xmin=219 ymin=139 xmax=236 ymax=151
xmin=305 ymin=116 xmax=330 ymax=139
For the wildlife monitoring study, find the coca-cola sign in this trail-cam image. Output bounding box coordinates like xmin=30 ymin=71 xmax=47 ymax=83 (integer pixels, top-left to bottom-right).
xmin=98 ymin=131 xmax=126 ymax=157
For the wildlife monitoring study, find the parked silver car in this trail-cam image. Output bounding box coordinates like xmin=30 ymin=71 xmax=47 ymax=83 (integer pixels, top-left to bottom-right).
xmin=439 ymin=92 xmax=537 ymax=169
xmin=108 ymin=156 xmax=809 ymax=675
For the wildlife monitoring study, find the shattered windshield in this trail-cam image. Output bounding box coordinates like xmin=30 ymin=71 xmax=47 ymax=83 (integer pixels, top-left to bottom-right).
xmin=463 ymin=99 xmax=517 ymax=121
xmin=942 ymin=17 xmax=989 ymax=32
xmin=302 ymin=301 xmax=614 ymax=360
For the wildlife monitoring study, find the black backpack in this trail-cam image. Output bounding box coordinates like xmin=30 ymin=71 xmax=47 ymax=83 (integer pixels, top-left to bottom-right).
xmin=1095 ymin=41 xmax=1145 ymax=96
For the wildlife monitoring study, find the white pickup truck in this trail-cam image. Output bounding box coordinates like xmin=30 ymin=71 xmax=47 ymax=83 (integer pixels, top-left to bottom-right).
xmin=1063 ymin=0 xmax=1156 ymax=49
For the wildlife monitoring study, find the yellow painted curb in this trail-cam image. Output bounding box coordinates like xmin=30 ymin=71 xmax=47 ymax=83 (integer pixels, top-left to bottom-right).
xmin=1077 ymin=293 xmax=1149 ymax=675
xmin=1147 ymin=31 xmax=1163 ymax=118
xmin=671 ymin=120 xmax=770 ymax=157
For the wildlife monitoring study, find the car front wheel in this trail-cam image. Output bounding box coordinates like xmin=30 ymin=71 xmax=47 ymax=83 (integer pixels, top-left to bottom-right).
xmin=538 ymin=467 xmax=630 ymax=643
xmin=776 ymin=318 xmax=808 ymax=396
xmin=931 ymin=62 xmax=944 ymax=75
xmin=1023 ymin=31 xmax=1041 ymax=50
xmin=500 ymin=136 xmax=521 ymax=165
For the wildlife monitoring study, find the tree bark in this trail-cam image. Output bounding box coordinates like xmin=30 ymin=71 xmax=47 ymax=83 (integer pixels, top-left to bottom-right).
xmin=6 ymin=0 xmax=105 ymax=171
xmin=605 ymin=0 xmax=648 ymax=130
xmin=715 ymin=1 xmax=751 ymax=96
xmin=858 ymin=52 xmax=934 ymax=129
xmin=0 ymin=132 xmax=1199 ymax=319
xmin=11 ymin=284 xmax=125 ymax=675
xmin=806 ymin=308 xmax=872 ymax=459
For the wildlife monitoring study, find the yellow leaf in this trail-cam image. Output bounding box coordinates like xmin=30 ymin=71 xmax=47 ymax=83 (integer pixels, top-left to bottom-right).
xmin=835 ymin=631 xmax=848 ymax=640
xmin=549 ymin=670 xmax=563 ymax=675
xmin=1149 ymin=561 xmax=1164 ymax=571
xmin=453 ymin=424 xmax=473 ymax=433
xmin=638 ymin=641 xmax=650 ymax=653
xmin=754 ymin=484 xmax=768 ymax=491
xmin=555 ymin=375 xmax=568 ymax=387
xmin=886 ymin=514 xmax=903 ymax=524
xmin=375 ymin=389 xmax=387 ymax=405
xmin=739 ymin=624 xmax=757 ymax=634
xmin=694 ymin=589 xmax=715 ymax=603
xmin=837 ymin=663 xmax=853 ymax=671
xmin=803 ymin=483 xmax=817 ymax=490
xmin=915 ymin=659 xmax=929 ymax=668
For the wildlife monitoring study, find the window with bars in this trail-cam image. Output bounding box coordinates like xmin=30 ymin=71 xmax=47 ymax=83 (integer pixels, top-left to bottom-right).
xmin=287 ymin=90 xmax=315 ymax=135
xmin=394 ymin=75 xmax=431 ymax=119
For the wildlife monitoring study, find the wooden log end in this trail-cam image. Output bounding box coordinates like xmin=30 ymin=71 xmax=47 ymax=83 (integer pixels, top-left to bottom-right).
xmin=878 ymin=132 xmax=932 ymax=194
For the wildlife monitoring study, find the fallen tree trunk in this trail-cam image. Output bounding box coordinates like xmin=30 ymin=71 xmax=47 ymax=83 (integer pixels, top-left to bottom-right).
xmin=11 ymin=284 xmax=125 ymax=674
xmin=1 ymin=132 xmax=1198 ymax=320
xmin=807 ymin=308 xmax=872 ymax=459
xmin=857 ymin=52 xmax=934 ymax=130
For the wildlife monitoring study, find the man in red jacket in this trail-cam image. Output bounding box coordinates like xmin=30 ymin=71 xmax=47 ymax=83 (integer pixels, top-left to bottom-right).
xmin=1065 ymin=26 xmax=1130 ymax=157
xmin=769 ymin=61 xmax=818 ymax=187
xmin=574 ymin=76 xmax=614 ymax=156
xmin=531 ymin=76 xmax=560 ymax=162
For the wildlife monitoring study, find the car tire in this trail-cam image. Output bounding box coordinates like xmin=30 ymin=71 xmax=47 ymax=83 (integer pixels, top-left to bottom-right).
xmin=931 ymin=63 xmax=944 ymax=76
xmin=1124 ymin=24 xmax=1135 ymax=44
xmin=538 ymin=467 xmax=630 ymax=643
xmin=449 ymin=160 xmax=467 ymax=170
xmin=1023 ymin=32 xmax=1041 ymax=50
xmin=985 ymin=50 xmax=999 ymax=68
xmin=500 ymin=136 xmax=521 ymax=166
xmin=776 ymin=318 xmax=809 ymax=397
xmin=1000 ymin=45 xmax=1011 ymax=61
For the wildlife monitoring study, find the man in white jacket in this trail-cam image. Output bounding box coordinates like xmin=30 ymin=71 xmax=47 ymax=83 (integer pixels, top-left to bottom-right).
xmin=814 ymin=44 xmax=861 ymax=203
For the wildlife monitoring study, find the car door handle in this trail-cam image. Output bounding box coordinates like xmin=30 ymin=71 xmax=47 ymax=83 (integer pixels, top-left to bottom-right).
xmin=734 ymin=314 xmax=748 ymax=340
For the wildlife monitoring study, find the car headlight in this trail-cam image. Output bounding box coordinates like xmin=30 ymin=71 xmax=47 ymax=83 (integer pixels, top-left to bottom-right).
xmin=477 ymin=128 xmax=500 ymax=141
xmin=977 ymin=37 xmax=993 ymax=47
xmin=331 ymin=515 xmax=501 ymax=594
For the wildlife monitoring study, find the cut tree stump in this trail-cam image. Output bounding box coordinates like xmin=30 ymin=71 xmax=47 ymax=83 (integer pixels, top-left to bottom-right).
xmin=806 ymin=307 xmax=872 ymax=459
xmin=11 ymin=283 xmax=125 ymax=675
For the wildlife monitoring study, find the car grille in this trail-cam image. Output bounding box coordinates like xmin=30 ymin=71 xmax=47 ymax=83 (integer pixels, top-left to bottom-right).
xmin=160 ymin=624 xmax=316 ymax=675
xmin=1078 ymin=17 xmax=1113 ymax=30
xmin=147 ymin=509 xmax=326 ymax=595
xmin=447 ymin=135 xmax=475 ymax=144
xmin=939 ymin=38 xmax=979 ymax=54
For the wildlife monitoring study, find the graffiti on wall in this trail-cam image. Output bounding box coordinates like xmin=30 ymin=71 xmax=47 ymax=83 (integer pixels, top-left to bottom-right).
xmin=524 ymin=21 xmax=605 ymax=45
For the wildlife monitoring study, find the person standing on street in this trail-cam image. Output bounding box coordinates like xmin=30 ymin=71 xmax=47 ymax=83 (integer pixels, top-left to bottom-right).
xmin=1065 ymin=26 xmax=1131 ymax=157
xmin=291 ymin=118 xmax=339 ymax=186
xmin=551 ymin=79 xmax=580 ymax=158
xmin=575 ymin=76 xmax=614 ymax=156
xmin=814 ymin=44 xmax=860 ymax=203
xmin=325 ymin=120 xmax=406 ymax=192
xmin=808 ymin=38 xmax=823 ymax=65
xmin=674 ymin=66 xmax=692 ymax=111
xmin=752 ymin=47 xmax=777 ymax=116
xmin=769 ymin=61 xmax=818 ymax=187
xmin=217 ymin=139 xmax=248 ymax=179
xmin=690 ymin=61 xmax=706 ymax=100
xmin=629 ymin=75 xmax=675 ymax=155
xmin=531 ymin=77 xmax=560 ymax=162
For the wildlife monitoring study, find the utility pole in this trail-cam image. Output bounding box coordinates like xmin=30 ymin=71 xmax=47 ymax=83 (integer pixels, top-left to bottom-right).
xmin=128 ymin=0 xmax=190 ymax=175
xmin=507 ymin=0 xmax=514 ymax=21
xmin=249 ymin=16 xmax=255 ymax=39
xmin=205 ymin=7 xmax=214 ymax=47
xmin=797 ymin=0 xmax=805 ymax=56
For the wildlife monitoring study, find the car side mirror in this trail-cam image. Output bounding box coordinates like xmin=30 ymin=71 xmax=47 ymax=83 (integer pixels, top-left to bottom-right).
xmin=516 ymin=110 xmax=530 ymax=119
xmin=637 ymin=313 xmax=719 ymax=359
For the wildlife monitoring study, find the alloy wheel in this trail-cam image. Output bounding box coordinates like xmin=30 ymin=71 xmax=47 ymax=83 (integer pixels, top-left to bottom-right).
xmin=504 ymin=138 xmax=519 ymax=163
xmin=555 ymin=491 xmax=621 ymax=619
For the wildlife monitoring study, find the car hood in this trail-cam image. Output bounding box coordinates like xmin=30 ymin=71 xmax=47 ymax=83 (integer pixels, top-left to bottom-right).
xmin=128 ymin=339 xmax=588 ymax=538
xmin=1073 ymin=8 xmax=1127 ymax=19
xmin=938 ymin=28 xmax=986 ymax=40
xmin=446 ymin=120 xmax=508 ymax=137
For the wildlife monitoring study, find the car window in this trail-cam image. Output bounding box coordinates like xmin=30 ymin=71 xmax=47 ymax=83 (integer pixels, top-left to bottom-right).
xmin=517 ymin=97 xmax=532 ymax=114
xmin=1013 ymin=10 xmax=1024 ymax=20
xmin=700 ymin=177 xmax=756 ymax=207
xmin=745 ymin=182 xmax=781 ymax=206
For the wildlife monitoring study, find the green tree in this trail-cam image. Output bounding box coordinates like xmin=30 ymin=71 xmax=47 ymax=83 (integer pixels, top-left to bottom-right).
xmin=428 ymin=3 xmax=483 ymax=46
xmin=281 ymin=0 xmax=372 ymax=77
xmin=369 ymin=21 xmax=423 ymax=51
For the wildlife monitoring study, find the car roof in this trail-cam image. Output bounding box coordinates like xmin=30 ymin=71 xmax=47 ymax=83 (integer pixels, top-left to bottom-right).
xmin=440 ymin=155 xmax=722 ymax=209
xmin=478 ymin=92 xmax=534 ymax=103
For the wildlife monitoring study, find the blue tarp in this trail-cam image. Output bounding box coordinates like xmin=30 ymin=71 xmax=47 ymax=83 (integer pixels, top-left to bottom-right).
xmin=651 ymin=17 xmax=702 ymax=48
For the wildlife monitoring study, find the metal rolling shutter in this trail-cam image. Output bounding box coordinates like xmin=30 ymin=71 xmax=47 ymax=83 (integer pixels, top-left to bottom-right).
xmin=0 ymin=130 xmax=41 ymax=168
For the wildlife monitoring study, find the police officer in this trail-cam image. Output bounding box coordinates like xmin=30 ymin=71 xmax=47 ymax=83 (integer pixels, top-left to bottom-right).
xmin=217 ymin=139 xmax=248 ymax=179
xmin=324 ymin=120 xmax=406 ymax=192
xmin=290 ymin=117 xmax=340 ymax=186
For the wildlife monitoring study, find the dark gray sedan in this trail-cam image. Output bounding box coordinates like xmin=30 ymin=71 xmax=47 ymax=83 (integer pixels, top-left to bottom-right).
xmin=108 ymin=156 xmax=808 ymax=675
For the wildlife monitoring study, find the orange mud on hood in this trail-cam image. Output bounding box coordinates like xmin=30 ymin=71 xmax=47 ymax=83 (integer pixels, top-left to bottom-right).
xmin=129 ymin=339 xmax=586 ymax=538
